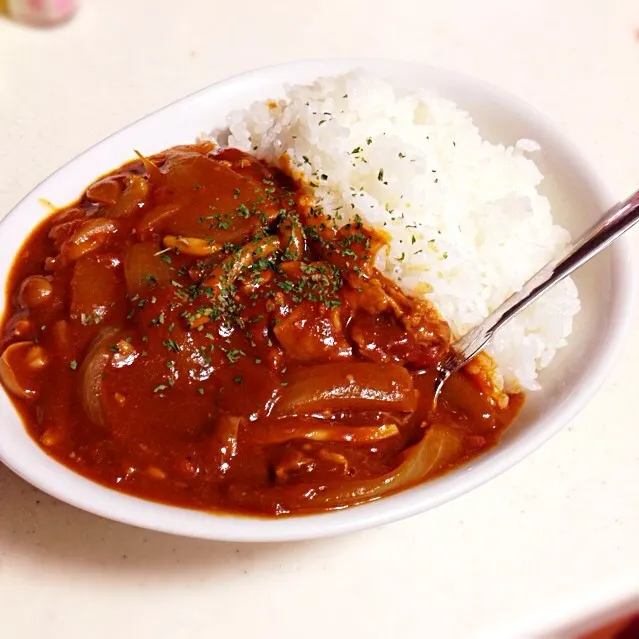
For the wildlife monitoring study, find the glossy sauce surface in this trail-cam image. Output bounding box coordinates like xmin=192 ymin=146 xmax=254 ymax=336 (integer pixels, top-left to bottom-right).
xmin=0 ymin=143 xmax=523 ymax=516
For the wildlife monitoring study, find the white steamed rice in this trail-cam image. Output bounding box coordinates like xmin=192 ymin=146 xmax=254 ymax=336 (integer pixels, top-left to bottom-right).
xmin=214 ymin=71 xmax=580 ymax=391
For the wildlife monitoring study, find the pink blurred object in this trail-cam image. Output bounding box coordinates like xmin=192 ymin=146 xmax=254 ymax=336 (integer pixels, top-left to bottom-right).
xmin=7 ymin=0 xmax=77 ymax=26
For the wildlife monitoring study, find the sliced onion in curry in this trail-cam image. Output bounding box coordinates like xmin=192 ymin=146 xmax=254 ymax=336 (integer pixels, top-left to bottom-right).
xmin=63 ymin=217 xmax=121 ymax=262
xmin=79 ymin=327 xmax=123 ymax=427
xmin=273 ymin=362 xmax=418 ymax=417
xmin=304 ymin=423 xmax=463 ymax=509
xmin=85 ymin=176 xmax=122 ymax=205
xmin=124 ymin=242 xmax=171 ymax=295
xmin=137 ymin=202 xmax=182 ymax=235
xmin=244 ymin=418 xmax=400 ymax=445
xmin=105 ymin=174 xmax=149 ymax=218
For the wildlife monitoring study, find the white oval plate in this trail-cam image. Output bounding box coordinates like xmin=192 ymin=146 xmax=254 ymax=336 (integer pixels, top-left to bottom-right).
xmin=0 ymin=60 xmax=634 ymax=542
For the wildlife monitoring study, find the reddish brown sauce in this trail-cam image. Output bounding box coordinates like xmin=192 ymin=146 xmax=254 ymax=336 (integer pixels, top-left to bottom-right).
xmin=579 ymin=613 xmax=639 ymax=639
xmin=0 ymin=142 xmax=523 ymax=516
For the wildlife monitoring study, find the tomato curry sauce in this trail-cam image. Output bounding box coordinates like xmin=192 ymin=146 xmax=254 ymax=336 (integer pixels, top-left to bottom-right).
xmin=0 ymin=142 xmax=523 ymax=516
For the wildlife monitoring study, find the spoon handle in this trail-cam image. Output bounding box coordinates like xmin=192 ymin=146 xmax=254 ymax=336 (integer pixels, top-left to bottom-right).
xmin=450 ymin=188 xmax=639 ymax=366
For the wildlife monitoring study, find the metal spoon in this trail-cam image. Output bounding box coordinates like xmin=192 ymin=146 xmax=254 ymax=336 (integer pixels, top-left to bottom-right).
xmin=433 ymin=188 xmax=639 ymax=405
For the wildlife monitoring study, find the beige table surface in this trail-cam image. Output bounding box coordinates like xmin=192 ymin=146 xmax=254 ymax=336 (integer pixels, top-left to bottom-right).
xmin=0 ymin=1 xmax=638 ymax=637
